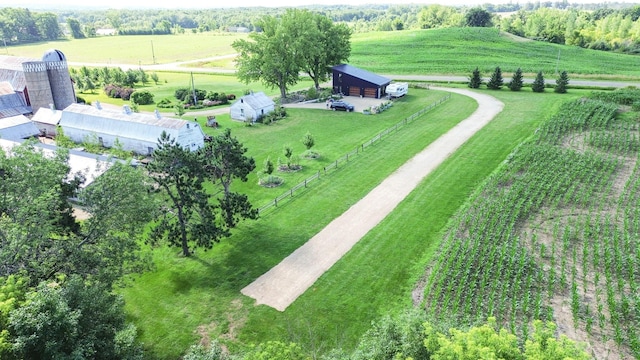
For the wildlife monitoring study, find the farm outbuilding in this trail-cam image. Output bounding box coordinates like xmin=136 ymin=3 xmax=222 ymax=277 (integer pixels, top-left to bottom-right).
xmin=0 ymin=114 xmax=40 ymax=140
xmin=331 ymin=64 xmax=391 ymax=99
xmin=59 ymin=103 xmax=205 ymax=155
xmin=230 ymin=92 xmax=275 ymax=122
xmin=32 ymin=106 xmax=63 ymax=137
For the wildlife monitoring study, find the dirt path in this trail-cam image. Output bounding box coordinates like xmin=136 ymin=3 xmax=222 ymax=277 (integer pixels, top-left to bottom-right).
xmin=241 ymin=88 xmax=504 ymax=311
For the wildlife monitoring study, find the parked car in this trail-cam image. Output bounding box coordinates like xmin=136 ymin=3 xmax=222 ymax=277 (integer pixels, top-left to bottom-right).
xmin=330 ymin=100 xmax=354 ymax=112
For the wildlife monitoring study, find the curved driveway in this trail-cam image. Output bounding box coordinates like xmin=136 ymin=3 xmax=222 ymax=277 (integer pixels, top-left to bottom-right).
xmin=241 ymin=88 xmax=504 ymax=311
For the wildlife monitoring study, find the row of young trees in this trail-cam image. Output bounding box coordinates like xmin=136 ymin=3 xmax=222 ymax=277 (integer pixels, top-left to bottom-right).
xmin=0 ymin=128 xmax=257 ymax=358
xmin=469 ymin=66 xmax=570 ymax=93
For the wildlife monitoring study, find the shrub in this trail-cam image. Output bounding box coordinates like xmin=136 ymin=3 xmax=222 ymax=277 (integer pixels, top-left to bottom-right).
xmin=130 ymin=90 xmax=154 ymax=105
xmin=103 ymin=84 xmax=134 ymax=100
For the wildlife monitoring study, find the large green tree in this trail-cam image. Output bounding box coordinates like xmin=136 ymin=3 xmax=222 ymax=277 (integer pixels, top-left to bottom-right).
xmin=201 ymin=128 xmax=258 ymax=228
xmin=0 ymin=142 xmax=157 ymax=286
xmin=34 ymin=12 xmax=62 ymax=41
xmin=8 ymin=276 xmax=142 ymax=360
xmin=465 ymin=7 xmax=493 ymax=27
xmin=233 ymin=9 xmax=351 ymax=98
xmin=148 ymin=131 xmax=257 ymax=257
xmin=301 ymin=12 xmax=352 ymax=90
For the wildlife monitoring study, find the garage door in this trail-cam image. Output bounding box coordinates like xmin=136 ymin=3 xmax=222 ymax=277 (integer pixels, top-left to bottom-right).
xmin=349 ymin=87 xmax=361 ymax=97
xmin=364 ymin=88 xmax=377 ymax=98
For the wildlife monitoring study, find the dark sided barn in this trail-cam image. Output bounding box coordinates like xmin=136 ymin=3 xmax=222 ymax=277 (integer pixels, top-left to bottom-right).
xmin=331 ymin=64 xmax=391 ymax=99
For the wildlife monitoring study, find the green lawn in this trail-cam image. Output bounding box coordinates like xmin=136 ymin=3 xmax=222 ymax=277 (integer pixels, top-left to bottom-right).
xmin=120 ymin=87 xmax=588 ymax=359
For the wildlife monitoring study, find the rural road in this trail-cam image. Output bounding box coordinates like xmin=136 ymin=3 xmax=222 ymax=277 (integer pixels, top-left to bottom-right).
xmin=241 ymin=87 xmax=504 ymax=311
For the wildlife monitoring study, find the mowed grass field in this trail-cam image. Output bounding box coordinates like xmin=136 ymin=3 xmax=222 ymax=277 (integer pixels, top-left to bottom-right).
xmin=7 ymin=27 xmax=637 ymax=358
xmin=121 ymin=87 xmax=586 ymax=359
xmin=8 ymin=27 xmax=640 ymax=80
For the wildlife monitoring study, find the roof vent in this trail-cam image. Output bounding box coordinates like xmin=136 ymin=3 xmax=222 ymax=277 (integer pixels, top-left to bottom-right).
xmin=95 ymin=100 xmax=102 ymax=110
xmin=154 ymin=109 xmax=161 ymax=119
xmin=49 ymin=103 xmax=54 ymax=111
xmin=123 ymin=105 xmax=131 ymax=115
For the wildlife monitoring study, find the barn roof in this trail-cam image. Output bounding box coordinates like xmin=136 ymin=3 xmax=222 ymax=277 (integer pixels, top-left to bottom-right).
xmin=0 ymin=138 xmax=112 ymax=188
xmin=0 ymin=55 xmax=36 ymax=92
xmin=60 ymin=103 xmax=200 ymax=144
xmin=332 ymin=64 xmax=391 ymax=86
xmin=235 ymin=91 xmax=274 ymax=110
xmin=32 ymin=106 xmax=63 ymax=125
xmin=0 ymin=115 xmax=40 ymax=140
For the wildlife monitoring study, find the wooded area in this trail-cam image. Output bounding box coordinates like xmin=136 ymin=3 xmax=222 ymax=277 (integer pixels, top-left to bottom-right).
xmin=3 ymin=2 xmax=640 ymax=54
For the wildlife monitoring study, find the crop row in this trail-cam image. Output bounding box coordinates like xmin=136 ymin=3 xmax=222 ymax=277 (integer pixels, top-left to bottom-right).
xmin=422 ymin=94 xmax=640 ymax=358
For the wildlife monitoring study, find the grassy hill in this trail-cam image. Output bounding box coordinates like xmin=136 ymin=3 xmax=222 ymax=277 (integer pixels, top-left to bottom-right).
xmin=350 ymin=28 xmax=640 ymax=79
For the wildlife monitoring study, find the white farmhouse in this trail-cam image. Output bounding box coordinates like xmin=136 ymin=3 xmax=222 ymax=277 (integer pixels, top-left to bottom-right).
xmin=59 ymin=103 xmax=205 ymax=155
xmin=230 ymin=92 xmax=275 ymax=122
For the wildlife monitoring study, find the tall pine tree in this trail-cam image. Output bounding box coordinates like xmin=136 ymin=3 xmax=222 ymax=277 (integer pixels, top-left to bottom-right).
xmin=468 ymin=67 xmax=482 ymax=89
xmin=532 ymin=71 xmax=545 ymax=93
xmin=555 ymin=71 xmax=569 ymax=93
xmin=486 ymin=66 xmax=504 ymax=90
xmin=508 ymin=68 xmax=524 ymax=91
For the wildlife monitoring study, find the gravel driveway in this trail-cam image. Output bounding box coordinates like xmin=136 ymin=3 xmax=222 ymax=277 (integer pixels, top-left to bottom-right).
xmin=241 ymin=87 xmax=504 ymax=311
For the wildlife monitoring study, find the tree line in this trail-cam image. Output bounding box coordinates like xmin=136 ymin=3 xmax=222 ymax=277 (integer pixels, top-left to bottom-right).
xmin=4 ymin=2 xmax=640 ymax=46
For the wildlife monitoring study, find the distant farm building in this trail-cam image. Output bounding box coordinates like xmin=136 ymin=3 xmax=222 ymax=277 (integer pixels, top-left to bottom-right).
xmin=0 ymin=49 xmax=76 ymax=119
xmin=331 ymin=64 xmax=391 ymax=99
xmin=230 ymin=92 xmax=275 ymax=122
xmin=58 ymin=103 xmax=205 ymax=155
xmin=0 ymin=114 xmax=40 ymax=140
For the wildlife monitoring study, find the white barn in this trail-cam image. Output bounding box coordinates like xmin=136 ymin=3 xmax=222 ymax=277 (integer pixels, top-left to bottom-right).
xmin=59 ymin=103 xmax=205 ymax=155
xmin=0 ymin=114 xmax=40 ymax=140
xmin=230 ymin=92 xmax=275 ymax=122
xmin=32 ymin=106 xmax=63 ymax=137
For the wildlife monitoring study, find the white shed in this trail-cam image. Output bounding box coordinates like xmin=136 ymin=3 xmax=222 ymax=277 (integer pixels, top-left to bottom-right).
xmin=230 ymin=92 xmax=275 ymax=122
xmin=0 ymin=114 xmax=40 ymax=140
xmin=59 ymin=103 xmax=205 ymax=155
xmin=32 ymin=106 xmax=63 ymax=137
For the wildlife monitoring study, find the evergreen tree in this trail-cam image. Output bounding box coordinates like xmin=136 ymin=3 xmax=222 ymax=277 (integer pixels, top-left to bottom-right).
xmin=486 ymin=66 xmax=504 ymax=90
xmin=532 ymin=71 xmax=546 ymax=93
xmin=468 ymin=67 xmax=482 ymax=89
xmin=555 ymin=70 xmax=569 ymax=93
xmin=508 ymin=67 xmax=524 ymax=91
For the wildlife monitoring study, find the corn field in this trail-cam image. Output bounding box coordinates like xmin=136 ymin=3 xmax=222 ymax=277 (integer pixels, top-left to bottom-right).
xmin=422 ymin=91 xmax=640 ymax=358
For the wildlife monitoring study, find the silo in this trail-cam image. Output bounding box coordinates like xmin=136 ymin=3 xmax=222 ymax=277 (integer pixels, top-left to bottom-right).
xmin=43 ymin=49 xmax=76 ymax=110
xmin=22 ymin=61 xmax=55 ymax=113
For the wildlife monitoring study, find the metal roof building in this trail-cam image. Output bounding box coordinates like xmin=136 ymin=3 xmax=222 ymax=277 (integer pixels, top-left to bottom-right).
xmin=59 ymin=103 xmax=205 ymax=155
xmin=0 ymin=114 xmax=40 ymax=140
xmin=0 ymin=138 xmax=112 ymax=188
xmin=331 ymin=64 xmax=392 ymax=99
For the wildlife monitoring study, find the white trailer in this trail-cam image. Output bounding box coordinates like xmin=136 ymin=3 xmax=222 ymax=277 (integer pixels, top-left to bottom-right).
xmin=386 ymin=82 xmax=408 ymax=98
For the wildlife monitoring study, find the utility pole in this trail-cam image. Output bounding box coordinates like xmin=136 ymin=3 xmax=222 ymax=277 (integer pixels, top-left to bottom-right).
xmin=151 ymin=40 xmax=156 ymax=64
